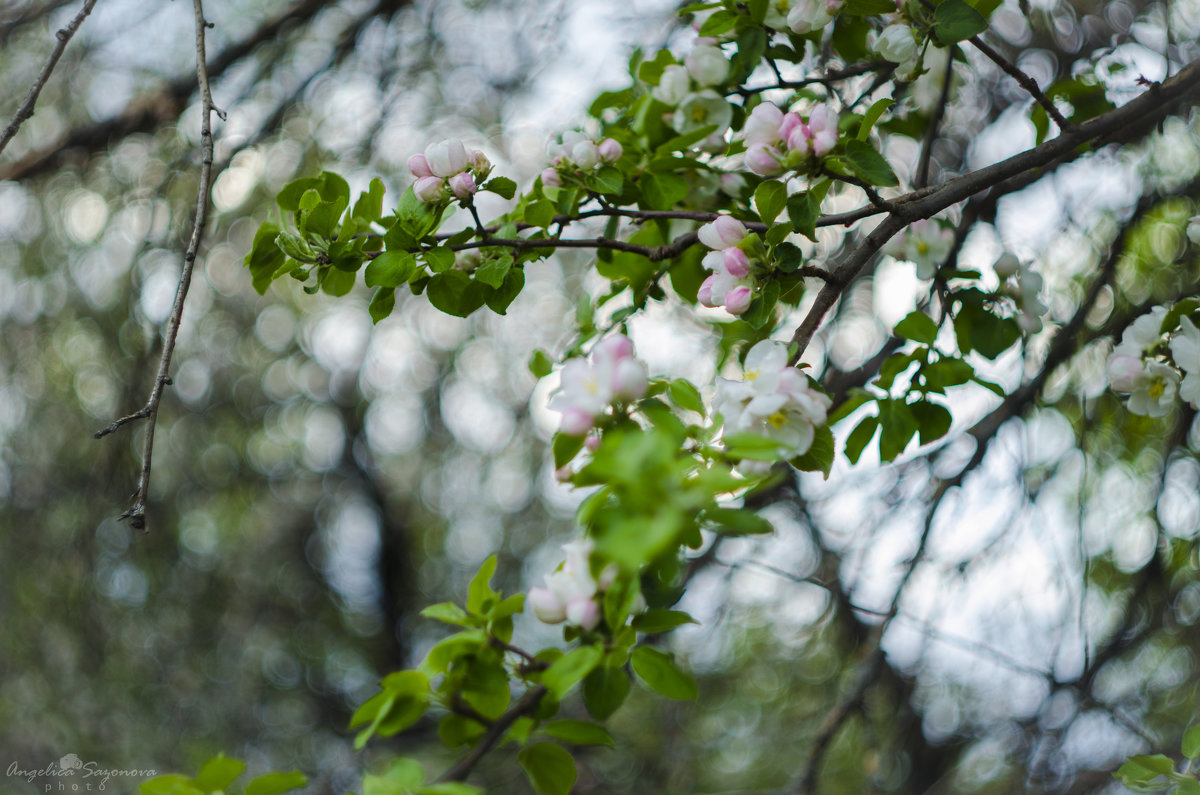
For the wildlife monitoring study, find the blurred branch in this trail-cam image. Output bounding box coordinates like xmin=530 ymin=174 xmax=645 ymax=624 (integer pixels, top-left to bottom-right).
xmin=968 ymin=35 xmax=1071 ymax=130
xmin=93 ymin=0 xmax=220 ymax=531
xmin=437 ymin=684 xmax=549 ymax=784
xmin=0 ymin=0 xmax=99 ymax=158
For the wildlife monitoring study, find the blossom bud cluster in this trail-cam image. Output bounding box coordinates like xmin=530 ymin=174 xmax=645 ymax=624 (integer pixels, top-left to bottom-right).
xmin=650 ymin=41 xmax=734 ymax=151
xmin=742 ymin=102 xmax=839 ymax=177
xmin=994 ymin=253 xmax=1048 ymax=334
xmin=408 ymin=139 xmax=491 ymax=203
xmin=549 ymin=336 xmax=648 ymax=436
xmin=541 ymin=131 xmax=623 ymax=188
xmin=882 ymin=218 xmax=953 ymax=279
xmin=716 ymin=340 xmax=832 ymax=465
xmin=697 ymin=215 xmax=754 ymax=315
xmin=1107 ymin=306 xmax=1200 ymax=417
xmin=528 ymin=539 xmax=612 ymax=631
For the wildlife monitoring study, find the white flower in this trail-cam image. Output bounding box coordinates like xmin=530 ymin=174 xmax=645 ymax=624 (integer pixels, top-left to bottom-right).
xmin=698 ymin=215 xmax=748 ymax=250
xmin=1106 ymin=345 xmax=1144 ymax=393
xmin=548 ymin=335 xmax=648 ymax=435
xmin=424 ymin=139 xmax=469 ymax=178
xmin=528 ymin=539 xmax=602 ymax=631
xmin=1187 ymin=215 xmax=1200 ymax=246
xmin=1170 ymin=316 xmax=1200 ymax=408
xmin=744 ymin=103 xmax=785 ymax=146
xmin=1005 ymin=262 xmax=1047 ymax=334
xmin=1121 ymin=306 xmax=1167 ymax=353
xmin=653 ymin=65 xmax=692 ymax=105
xmin=673 ymin=90 xmax=733 ymax=138
xmin=1127 ymin=361 xmax=1179 ymax=417
xmin=873 ymin=24 xmax=917 ymax=66
xmin=787 ymin=0 xmax=835 ymax=33
xmin=685 ymin=43 xmax=730 ymax=87
xmin=716 ymin=340 xmax=831 ymax=458
xmin=883 ymin=219 xmax=954 ymax=279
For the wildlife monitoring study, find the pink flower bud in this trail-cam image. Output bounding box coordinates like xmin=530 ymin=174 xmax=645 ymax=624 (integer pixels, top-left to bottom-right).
xmin=811 ymin=128 xmax=838 ymax=157
xmin=470 ymin=149 xmax=491 ymax=176
xmin=744 ymin=103 xmax=784 ymax=145
xmin=777 ymin=112 xmax=802 ymax=142
xmin=698 ymin=275 xmax=717 ymax=307
xmin=570 ymin=140 xmax=600 ymax=169
xmin=786 ymin=123 xmax=813 ymax=156
xmin=425 ymin=139 xmax=469 ymax=178
xmin=598 ymin=563 xmax=619 ymax=590
xmin=560 ymin=406 xmax=594 ymax=436
xmin=745 ymin=144 xmax=783 ymax=177
xmin=541 ymin=167 xmax=562 ymax=187
xmin=598 ymin=138 xmax=623 ymax=163
xmin=724 ymin=285 xmax=753 ymax=315
xmin=413 ymin=176 xmax=445 ymax=203
xmin=611 ymin=358 xmax=648 ymax=401
xmin=566 ymin=596 xmax=602 ymax=631
xmin=723 ymin=247 xmax=750 ymax=277
xmin=585 ymin=433 xmax=601 ymax=451
xmin=529 ymin=587 xmax=567 ymax=624
xmin=448 ymin=171 xmax=477 ymax=200
xmin=408 ymin=153 xmax=433 ymax=178
xmin=595 ymin=335 xmax=634 ymax=361
xmin=698 ymin=214 xmax=749 ymax=250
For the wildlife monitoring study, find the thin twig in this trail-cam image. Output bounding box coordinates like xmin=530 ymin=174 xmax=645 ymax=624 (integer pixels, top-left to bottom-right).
xmin=914 ymin=50 xmax=954 ymax=189
xmin=94 ymin=0 xmax=220 ymax=531
xmin=437 ymin=685 xmax=549 ymax=783
xmin=0 ymin=0 xmax=99 ymax=157
xmin=968 ymin=35 xmax=1071 ymax=130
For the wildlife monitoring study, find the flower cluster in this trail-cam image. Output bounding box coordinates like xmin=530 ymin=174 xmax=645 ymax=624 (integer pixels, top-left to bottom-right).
xmin=716 ymin=340 xmax=831 ymax=462
xmin=882 ymin=218 xmax=954 ymax=279
xmin=763 ymin=0 xmax=844 ymax=33
xmin=742 ymin=102 xmax=839 ymax=177
xmin=1105 ymin=306 xmax=1200 ymax=417
xmin=408 ymin=139 xmax=491 ymax=203
xmin=549 ymin=336 xmax=648 ymax=436
xmin=697 ymin=215 xmax=755 ymax=315
xmin=651 ymin=41 xmax=733 ymax=149
xmin=994 ymin=253 xmax=1048 ymax=333
xmin=542 ymin=131 xmax=623 ymax=187
xmin=528 ymin=539 xmax=607 ymax=631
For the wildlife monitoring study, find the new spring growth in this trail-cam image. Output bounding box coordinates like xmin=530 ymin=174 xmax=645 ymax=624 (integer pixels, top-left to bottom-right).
xmin=549 ymin=335 xmax=648 ymax=436
xmin=697 ymin=215 xmax=754 ymax=315
xmin=542 ymin=132 xmax=623 ymax=187
xmin=407 ymin=139 xmax=492 ymax=203
xmin=742 ymin=102 xmax=839 ymax=177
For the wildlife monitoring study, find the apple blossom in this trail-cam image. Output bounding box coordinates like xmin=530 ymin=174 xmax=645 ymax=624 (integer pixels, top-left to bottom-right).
xmin=653 ymin=64 xmax=692 ymax=105
xmin=787 ymin=0 xmax=836 ymax=33
xmin=723 ymin=247 xmax=750 ymax=278
xmin=413 ymin=176 xmax=445 ymax=203
xmin=549 ymin=335 xmax=649 ymax=435
xmin=685 ymin=42 xmax=730 ymax=87
xmin=1120 ymin=306 xmax=1168 ymax=353
xmin=744 ymin=103 xmax=784 ymax=146
xmin=746 ymin=144 xmax=785 ymax=177
xmin=725 ymin=285 xmax=753 ymax=315
xmin=407 ymin=153 xmax=433 ymax=179
xmin=528 ymin=538 xmax=602 ymax=631
xmin=698 ymin=215 xmax=748 ymax=250
xmin=1106 ymin=348 xmax=1144 ymax=393
xmin=1126 ymin=361 xmax=1179 ymax=417
xmin=882 ymin=218 xmax=954 ymax=279
xmin=541 ymin=167 xmax=562 ymax=187
xmin=673 ymin=90 xmax=734 ymax=141
xmin=448 ymin=171 xmax=477 ymax=201
xmin=598 ymin=138 xmax=623 ymax=163
xmin=1169 ymin=316 xmax=1200 ymax=408
xmin=716 ymin=340 xmax=832 ymax=458
xmin=424 ymin=138 xmax=469 ymax=178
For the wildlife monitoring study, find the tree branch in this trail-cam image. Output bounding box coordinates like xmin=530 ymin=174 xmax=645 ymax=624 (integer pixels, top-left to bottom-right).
xmin=436 ymin=685 xmax=549 ymax=784
xmin=0 ymin=0 xmax=99 ymax=158
xmin=93 ymin=0 xmax=219 ymax=531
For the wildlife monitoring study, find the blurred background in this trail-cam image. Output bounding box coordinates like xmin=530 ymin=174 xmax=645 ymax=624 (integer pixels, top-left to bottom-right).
xmin=2 ymin=0 xmax=1200 ymax=792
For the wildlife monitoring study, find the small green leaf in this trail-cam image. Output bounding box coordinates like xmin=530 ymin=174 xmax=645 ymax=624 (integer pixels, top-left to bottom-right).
xmin=421 ymin=602 xmax=471 ymax=626
xmin=525 ymin=199 xmax=556 ymax=228
xmin=790 ymin=423 xmax=835 ymax=478
xmin=542 ymin=644 xmax=604 ymax=699
xmin=140 ymin=775 xmax=203 ymax=795
xmin=543 ymin=719 xmax=616 ymax=747
xmin=630 ymin=646 xmax=698 ymax=700
xmin=754 ymin=180 xmax=788 ymax=225
xmin=353 ymin=177 xmax=386 ymax=223
xmin=857 ymin=98 xmax=894 ymax=141
xmin=583 ymin=665 xmax=631 ymax=721
xmin=245 ymin=223 xmax=286 ymax=295
xmin=842 ymin=139 xmax=899 ymax=186
xmin=844 ymin=414 xmax=878 ymax=464
xmin=632 ymin=609 xmax=699 ymax=634
xmin=467 ymin=555 xmax=498 ymax=615
xmin=641 ymin=172 xmax=689 ymax=210
xmin=418 ymin=784 xmax=484 ymax=795
xmin=910 ymin=401 xmax=952 ymax=445
xmin=192 ymin=755 xmax=245 ymax=791
xmin=365 ymin=250 xmax=416 ymax=288
xmin=426 ymin=270 xmax=488 ymax=318
xmin=473 ymin=256 xmax=512 ymax=289
xmin=484 ymin=176 xmax=517 ymax=200
xmin=894 ymin=311 xmax=939 ymax=344
xmin=698 ymin=8 xmax=737 ymax=35
xmin=933 ymin=0 xmax=989 ymax=46
xmin=518 ymin=743 xmax=577 ymax=795
xmin=485 ymin=267 xmax=525 ymax=315
xmin=369 ymin=287 xmax=396 ymax=324
xmin=245 ymin=771 xmax=308 ymax=795
xmin=704 ymin=506 xmax=774 ymax=536
xmin=529 ymin=349 xmax=554 ymax=378
xmin=423 ymin=246 xmax=457 ymax=273
xmin=1183 ymin=724 xmax=1200 ymax=759
xmin=553 ymin=431 xmax=586 ymax=468
xmin=668 ymin=379 xmax=706 ymax=416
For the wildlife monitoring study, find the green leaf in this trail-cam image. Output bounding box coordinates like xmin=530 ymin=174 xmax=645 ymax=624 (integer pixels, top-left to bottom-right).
xmin=353 ymin=177 xmax=386 ymax=223
xmin=843 ymin=0 xmax=896 ymax=13
xmin=878 ymin=399 xmax=918 ymax=462
xmin=704 ymin=506 xmax=774 ymax=536
xmin=141 ymin=775 xmax=203 ymax=795
xmin=484 ymin=267 xmax=525 ymax=315
xmin=423 ymin=246 xmax=457 ymax=273
xmin=910 ymin=401 xmax=952 ymax=445
xmin=591 ymin=166 xmax=624 ymax=195
xmin=844 ymin=414 xmax=878 ymax=464
xmin=466 ymin=554 xmax=498 ymax=615
xmin=842 ymin=139 xmax=899 ymax=187
xmin=631 ymin=608 xmax=699 ymax=634
xmin=525 ymin=199 xmax=556 ymax=228
xmin=790 ymin=423 xmax=835 ymax=478
xmin=245 ymin=771 xmax=308 ymax=795
xmin=630 ymin=646 xmax=698 ymax=700
xmin=857 ymin=98 xmax=894 ymax=141
xmin=1183 ymin=725 xmax=1200 ymax=759
xmin=640 ymin=172 xmax=689 ymax=210
xmin=668 ymin=379 xmax=706 ymax=416
xmin=245 ymin=223 xmax=286 ymax=295
xmin=933 ymin=0 xmax=988 ymax=46
xmin=895 ymin=311 xmax=939 ymax=344
xmin=483 ymin=176 xmax=517 ymax=200
xmin=541 ymin=644 xmax=604 ymax=699
xmin=369 ymin=287 xmax=396 ymax=324
xmin=553 ymin=431 xmax=586 ymax=468
xmin=754 ymin=180 xmax=788 ymax=225
xmin=583 ymin=665 xmax=631 ymax=721
xmin=519 ymin=743 xmax=577 ymax=795
xmin=1174 ymin=780 xmax=1200 ymax=795
xmin=529 ymin=349 xmax=554 ymax=378
xmin=544 ymin=719 xmax=615 ymax=747
xmin=786 ymin=180 xmax=831 ymax=241
xmin=418 ymin=784 xmax=484 ymax=795
xmin=365 ymin=250 xmax=416 ymax=288
xmin=473 ymin=256 xmax=512 ymax=289
xmin=421 ymin=602 xmax=472 ymax=626
xmin=426 ymin=270 xmax=488 ymax=318
xmin=698 ymin=8 xmax=737 ymax=36
xmin=1128 ymin=755 xmax=1178 ymax=777
xmin=192 ymin=755 xmax=245 ymax=791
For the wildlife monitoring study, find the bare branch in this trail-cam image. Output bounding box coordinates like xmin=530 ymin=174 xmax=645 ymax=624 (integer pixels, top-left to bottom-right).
xmin=0 ymin=0 xmax=99 ymax=158
xmin=94 ymin=0 xmax=219 ymax=531
xmin=968 ymin=35 xmax=1072 ymax=131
